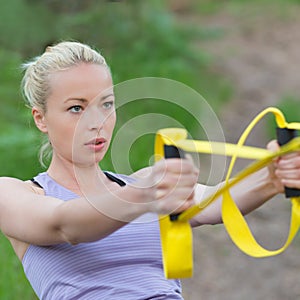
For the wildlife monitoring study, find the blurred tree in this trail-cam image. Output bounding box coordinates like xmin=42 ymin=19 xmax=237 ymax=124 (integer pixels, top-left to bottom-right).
xmin=28 ymin=0 xmax=98 ymax=14
xmin=0 ymin=0 xmax=60 ymax=56
xmin=0 ymin=1 xmax=233 ymax=299
xmin=0 ymin=0 xmax=231 ymax=175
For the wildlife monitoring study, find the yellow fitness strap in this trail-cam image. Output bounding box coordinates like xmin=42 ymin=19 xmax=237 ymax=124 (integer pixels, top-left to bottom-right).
xmin=154 ymin=107 xmax=300 ymax=279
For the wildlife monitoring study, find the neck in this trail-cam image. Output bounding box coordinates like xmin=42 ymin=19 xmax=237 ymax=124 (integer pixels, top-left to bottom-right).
xmin=47 ymin=154 xmax=108 ymax=195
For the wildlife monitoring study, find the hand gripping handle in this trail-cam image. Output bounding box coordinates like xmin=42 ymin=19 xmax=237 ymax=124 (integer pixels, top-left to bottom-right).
xmin=164 ymin=145 xmax=186 ymax=221
xmin=276 ymin=127 xmax=300 ymax=198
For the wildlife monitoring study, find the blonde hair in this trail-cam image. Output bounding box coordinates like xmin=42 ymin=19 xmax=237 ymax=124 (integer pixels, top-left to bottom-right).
xmin=21 ymin=41 xmax=108 ymax=167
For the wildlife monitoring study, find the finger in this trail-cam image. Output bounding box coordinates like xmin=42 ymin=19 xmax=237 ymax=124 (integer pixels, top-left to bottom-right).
xmin=185 ymin=153 xmax=200 ymax=176
xmin=267 ymin=139 xmax=280 ymax=152
xmin=275 ymin=168 xmax=300 ymax=180
xmin=281 ymin=178 xmax=300 ymax=189
xmin=278 ymin=156 xmax=300 ymax=169
xmin=267 ymin=140 xmax=281 ymax=164
xmin=154 ymin=190 xmax=195 ymax=214
xmin=155 ymin=188 xmax=168 ymax=200
xmin=160 ymin=184 xmax=196 ymax=201
xmin=172 ymin=197 xmax=195 ymax=214
xmin=155 ymin=158 xmax=197 ymax=175
xmin=158 ymin=173 xmax=198 ymax=190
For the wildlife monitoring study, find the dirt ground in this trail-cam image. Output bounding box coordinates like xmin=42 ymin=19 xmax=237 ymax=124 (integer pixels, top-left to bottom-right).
xmin=169 ymin=3 xmax=300 ymax=300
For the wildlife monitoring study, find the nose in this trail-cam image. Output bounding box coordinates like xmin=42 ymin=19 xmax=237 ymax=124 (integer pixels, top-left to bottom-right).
xmin=86 ymin=106 xmax=104 ymax=131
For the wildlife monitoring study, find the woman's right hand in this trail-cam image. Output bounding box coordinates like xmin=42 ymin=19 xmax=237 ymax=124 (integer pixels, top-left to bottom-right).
xmin=137 ymin=157 xmax=199 ymax=215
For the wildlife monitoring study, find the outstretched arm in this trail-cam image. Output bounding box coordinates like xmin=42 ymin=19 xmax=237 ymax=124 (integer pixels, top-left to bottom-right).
xmin=191 ymin=140 xmax=300 ymax=227
xmin=0 ymin=158 xmax=198 ymax=246
xmin=0 ymin=177 xmax=145 ymax=245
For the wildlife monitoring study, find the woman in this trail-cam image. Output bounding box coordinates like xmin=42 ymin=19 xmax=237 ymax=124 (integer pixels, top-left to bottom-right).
xmin=0 ymin=41 xmax=299 ymax=299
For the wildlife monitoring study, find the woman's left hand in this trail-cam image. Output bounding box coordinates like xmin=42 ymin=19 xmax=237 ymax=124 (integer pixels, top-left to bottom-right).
xmin=268 ymin=140 xmax=300 ymax=193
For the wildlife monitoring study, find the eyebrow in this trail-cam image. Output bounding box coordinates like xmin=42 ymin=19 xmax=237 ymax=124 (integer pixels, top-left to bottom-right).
xmin=64 ymin=93 xmax=114 ymax=103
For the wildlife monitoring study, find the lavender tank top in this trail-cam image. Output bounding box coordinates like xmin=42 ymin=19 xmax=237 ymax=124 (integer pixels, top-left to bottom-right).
xmin=22 ymin=172 xmax=182 ymax=299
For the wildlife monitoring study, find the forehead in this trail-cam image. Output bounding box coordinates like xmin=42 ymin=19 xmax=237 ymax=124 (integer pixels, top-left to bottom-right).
xmin=48 ymin=63 xmax=113 ymax=102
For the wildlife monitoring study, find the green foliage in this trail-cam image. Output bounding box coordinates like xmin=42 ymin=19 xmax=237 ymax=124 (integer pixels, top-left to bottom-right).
xmin=0 ymin=233 xmax=37 ymax=299
xmin=0 ymin=0 xmax=232 ymax=175
xmin=0 ymin=0 xmax=233 ymax=298
xmin=0 ymin=48 xmax=42 ymax=179
xmin=58 ymin=1 xmax=232 ymax=172
xmin=60 ymin=1 xmax=210 ymax=82
xmin=0 ymin=0 xmax=59 ymax=55
xmin=276 ymin=97 xmax=300 ymax=123
xmin=266 ymin=96 xmax=300 ymax=139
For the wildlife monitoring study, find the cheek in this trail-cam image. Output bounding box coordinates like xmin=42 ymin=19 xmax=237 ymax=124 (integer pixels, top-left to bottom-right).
xmin=50 ymin=121 xmax=76 ymax=145
xmin=107 ymin=113 xmax=116 ymax=131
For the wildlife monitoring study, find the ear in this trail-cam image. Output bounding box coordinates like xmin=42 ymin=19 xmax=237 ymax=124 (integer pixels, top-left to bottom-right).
xmin=32 ymin=107 xmax=48 ymax=133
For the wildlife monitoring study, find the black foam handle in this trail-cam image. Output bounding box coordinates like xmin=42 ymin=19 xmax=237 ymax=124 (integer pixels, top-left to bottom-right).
xmin=164 ymin=145 xmax=185 ymax=160
xmin=164 ymin=145 xmax=185 ymax=221
xmin=276 ymin=127 xmax=300 ymax=198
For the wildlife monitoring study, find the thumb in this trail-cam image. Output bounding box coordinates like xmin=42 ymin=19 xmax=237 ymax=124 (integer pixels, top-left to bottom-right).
xmin=267 ymin=139 xmax=280 ymax=152
xmin=267 ymin=139 xmax=281 ymax=165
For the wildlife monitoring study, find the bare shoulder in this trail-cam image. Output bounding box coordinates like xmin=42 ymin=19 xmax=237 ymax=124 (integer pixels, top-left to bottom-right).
xmin=0 ymin=176 xmax=29 ymax=191
xmin=0 ymin=177 xmax=45 ymax=260
xmin=0 ymin=176 xmax=42 ymax=195
xmin=0 ymin=177 xmax=41 ymax=221
xmin=0 ymin=175 xmax=63 ymax=246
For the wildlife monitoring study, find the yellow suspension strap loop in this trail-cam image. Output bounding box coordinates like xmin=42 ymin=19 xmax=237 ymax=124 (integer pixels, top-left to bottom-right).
xmin=155 ymin=107 xmax=300 ymax=278
xmin=221 ymin=107 xmax=300 ymax=257
xmin=156 ymin=129 xmax=194 ymax=279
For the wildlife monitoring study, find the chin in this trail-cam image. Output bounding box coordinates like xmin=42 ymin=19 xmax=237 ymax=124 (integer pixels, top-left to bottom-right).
xmin=71 ymin=155 xmax=102 ymax=167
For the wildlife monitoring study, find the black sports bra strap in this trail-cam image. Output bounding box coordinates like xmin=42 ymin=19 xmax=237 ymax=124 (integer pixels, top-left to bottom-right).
xmin=30 ymin=178 xmax=44 ymax=189
xmin=103 ymin=172 xmax=126 ymax=187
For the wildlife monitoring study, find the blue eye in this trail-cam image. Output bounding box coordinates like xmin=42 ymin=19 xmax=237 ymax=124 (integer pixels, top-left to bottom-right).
xmin=103 ymin=101 xmax=114 ymax=110
xmin=69 ymin=105 xmax=83 ymax=113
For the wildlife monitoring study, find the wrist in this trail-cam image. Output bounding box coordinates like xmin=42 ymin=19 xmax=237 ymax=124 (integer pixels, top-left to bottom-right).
xmin=253 ymin=167 xmax=279 ymax=201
